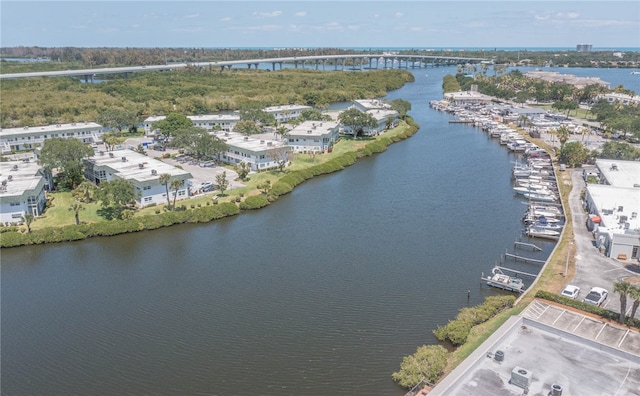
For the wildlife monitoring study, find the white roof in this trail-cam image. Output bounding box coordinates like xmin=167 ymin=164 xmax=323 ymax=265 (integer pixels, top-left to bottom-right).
xmin=263 ymin=104 xmax=311 ymax=113
xmin=218 ymin=132 xmax=287 ymax=152
xmin=587 ymin=184 xmax=640 ymax=231
xmin=366 ymin=108 xmax=399 ymax=122
xmin=0 ymin=160 xmax=44 ymax=198
xmin=287 ymin=121 xmax=339 ymax=138
xmin=188 ymin=114 xmax=240 ymax=122
xmin=89 ymin=149 xmax=191 ymax=183
xmin=353 ymin=99 xmax=391 ymax=110
xmin=1 ymin=122 xmax=102 ymax=137
xmin=596 ymin=159 xmax=640 ymax=188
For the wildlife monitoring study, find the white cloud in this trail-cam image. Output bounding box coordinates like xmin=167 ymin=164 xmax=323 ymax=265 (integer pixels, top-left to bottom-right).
xmin=184 ymin=13 xmax=200 ymax=19
xmin=219 ymin=17 xmax=231 ymax=22
xmin=395 ymin=12 xmax=404 ymax=19
xmin=252 ymin=11 xmax=283 ymax=18
xmin=230 ymin=24 xmax=283 ymax=32
xmin=347 ymin=24 xmax=361 ymax=31
xmin=172 ymin=27 xmax=206 ymax=33
xmin=295 ymin=11 xmax=307 ymax=17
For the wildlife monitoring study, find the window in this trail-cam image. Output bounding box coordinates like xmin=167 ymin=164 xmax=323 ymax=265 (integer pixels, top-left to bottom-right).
xmin=10 ymin=202 xmax=21 ymax=206
xmin=144 ymin=197 xmax=153 ymax=202
xmin=143 ymin=186 xmax=151 ymax=190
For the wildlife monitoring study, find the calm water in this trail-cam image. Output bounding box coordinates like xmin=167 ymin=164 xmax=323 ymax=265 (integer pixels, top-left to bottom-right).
xmin=1 ymin=67 xmax=633 ymax=395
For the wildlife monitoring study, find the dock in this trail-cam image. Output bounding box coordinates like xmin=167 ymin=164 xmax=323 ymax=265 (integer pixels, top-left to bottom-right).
xmin=504 ymin=250 xmax=546 ymax=264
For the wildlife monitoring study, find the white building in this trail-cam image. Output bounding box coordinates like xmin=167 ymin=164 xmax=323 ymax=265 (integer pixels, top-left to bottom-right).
xmin=0 ymin=160 xmax=47 ymax=224
xmin=343 ymin=99 xmax=399 ymax=137
xmin=143 ymin=114 xmax=241 ymax=137
xmin=444 ymin=91 xmax=494 ymax=105
xmin=215 ymin=131 xmax=291 ymax=172
xmin=351 ymin=99 xmax=392 ymax=112
xmin=596 ymin=93 xmax=640 ymax=106
xmin=286 ymin=121 xmax=340 ymax=153
xmin=84 ymin=150 xmax=193 ymax=208
xmin=0 ymin=122 xmax=104 ymax=154
xmin=584 ymin=160 xmax=640 ymax=261
xmin=263 ymin=105 xmax=312 ymax=123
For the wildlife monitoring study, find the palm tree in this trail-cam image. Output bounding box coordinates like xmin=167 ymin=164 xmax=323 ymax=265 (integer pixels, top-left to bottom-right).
xmin=21 ymin=213 xmax=34 ymax=233
xmin=628 ymin=285 xmax=640 ymax=321
xmin=68 ymin=202 xmax=85 ymax=225
xmin=158 ymin=173 xmax=172 ymax=209
xmin=614 ymin=280 xmax=633 ymax=324
xmin=170 ymin=179 xmax=183 ymax=210
xmin=552 ymin=125 xmax=571 ymax=148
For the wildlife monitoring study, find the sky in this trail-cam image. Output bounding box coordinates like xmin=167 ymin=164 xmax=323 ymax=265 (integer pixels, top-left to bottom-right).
xmin=1 ymin=1 xmax=639 ymax=49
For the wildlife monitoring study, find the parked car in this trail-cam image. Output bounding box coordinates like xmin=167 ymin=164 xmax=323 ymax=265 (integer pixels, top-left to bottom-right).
xmin=200 ymin=182 xmax=214 ymax=192
xmin=560 ymin=284 xmax=580 ymax=299
xmin=583 ymin=287 xmax=608 ymax=306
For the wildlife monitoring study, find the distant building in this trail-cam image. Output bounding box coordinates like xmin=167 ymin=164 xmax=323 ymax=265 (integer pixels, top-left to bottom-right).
xmin=343 ymin=99 xmax=399 ymax=137
xmin=215 ymin=131 xmax=291 ymax=172
xmin=143 ymin=114 xmax=240 ymax=137
xmin=83 ymin=149 xmax=192 ymax=208
xmin=0 ymin=160 xmax=47 ymax=223
xmin=595 ymin=92 xmax=640 ymax=106
xmin=584 ymin=159 xmax=640 ymax=260
xmin=444 ymin=91 xmax=494 ymax=105
xmin=263 ymin=105 xmax=312 ymax=123
xmin=286 ymin=121 xmax=340 ymax=153
xmin=577 ymin=43 xmax=593 ymax=52
xmin=0 ymin=122 xmax=104 ymax=154
xmin=523 ymin=70 xmax=609 ymax=89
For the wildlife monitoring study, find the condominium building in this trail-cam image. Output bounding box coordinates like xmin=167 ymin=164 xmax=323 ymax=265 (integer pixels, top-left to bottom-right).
xmin=0 ymin=160 xmax=47 ymax=223
xmin=0 ymin=122 xmax=104 ymax=154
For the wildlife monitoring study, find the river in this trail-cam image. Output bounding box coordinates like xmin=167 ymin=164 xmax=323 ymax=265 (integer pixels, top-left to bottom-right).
xmin=1 ymin=66 xmax=636 ymax=395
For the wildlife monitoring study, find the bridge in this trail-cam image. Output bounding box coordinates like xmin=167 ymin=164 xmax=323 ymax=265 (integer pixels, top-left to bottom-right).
xmin=0 ymin=54 xmax=487 ymax=81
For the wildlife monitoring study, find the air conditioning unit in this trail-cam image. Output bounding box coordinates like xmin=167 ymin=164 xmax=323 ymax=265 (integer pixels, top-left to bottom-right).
xmin=138 ymin=163 xmax=144 ymax=169
xmin=510 ymin=366 xmax=533 ymax=389
xmin=151 ymin=169 xmax=157 ymax=176
xmin=109 ymin=152 xmax=114 ymax=158
xmin=121 ymin=157 xmax=127 ymax=162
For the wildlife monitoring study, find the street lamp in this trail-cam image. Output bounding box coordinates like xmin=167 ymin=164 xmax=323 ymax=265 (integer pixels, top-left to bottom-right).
xmin=564 ymin=242 xmax=574 ymax=278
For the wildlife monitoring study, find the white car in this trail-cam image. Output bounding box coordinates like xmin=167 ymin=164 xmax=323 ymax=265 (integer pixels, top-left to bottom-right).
xmin=560 ymin=284 xmax=580 ymax=299
xmin=584 ymin=287 xmax=608 ymax=306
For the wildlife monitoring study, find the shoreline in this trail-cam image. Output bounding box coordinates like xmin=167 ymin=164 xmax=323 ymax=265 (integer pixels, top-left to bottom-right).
xmin=0 ymin=119 xmax=420 ymax=248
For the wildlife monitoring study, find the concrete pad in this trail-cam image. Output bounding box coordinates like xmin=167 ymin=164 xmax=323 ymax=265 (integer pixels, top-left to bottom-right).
xmin=549 ymin=310 xmax=584 ymax=331
xmin=572 ymin=317 xmax=606 ymax=339
xmin=597 ymin=325 xmax=628 ymax=347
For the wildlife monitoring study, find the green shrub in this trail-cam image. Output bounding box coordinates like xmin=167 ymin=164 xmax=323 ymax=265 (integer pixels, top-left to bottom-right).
xmin=433 ymin=295 xmax=514 ymax=346
xmin=392 ymin=345 xmax=449 ymax=389
xmin=239 ymin=194 xmax=269 ymax=210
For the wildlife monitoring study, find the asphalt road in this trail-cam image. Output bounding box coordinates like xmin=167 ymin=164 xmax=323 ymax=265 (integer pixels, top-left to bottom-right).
xmin=564 ymin=168 xmax=637 ymax=314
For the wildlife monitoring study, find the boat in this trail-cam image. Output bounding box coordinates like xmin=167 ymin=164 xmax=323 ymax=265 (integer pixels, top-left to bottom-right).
xmin=527 ymin=226 xmax=561 ymax=240
xmin=513 ymin=185 xmax=555 ymax=196
xmin=520 ymin=191 xmax=557 ymax=202
xmin=482 ymin=267 xmax=525 ymax=293
xmin=631 ymin=71 xmax=640 ymax=75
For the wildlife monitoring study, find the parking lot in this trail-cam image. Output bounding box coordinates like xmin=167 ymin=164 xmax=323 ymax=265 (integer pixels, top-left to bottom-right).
xmin=122 ymin=138 xmax=243 ymax=195
xmin=564 ymin=168 xmax=638 ymax=314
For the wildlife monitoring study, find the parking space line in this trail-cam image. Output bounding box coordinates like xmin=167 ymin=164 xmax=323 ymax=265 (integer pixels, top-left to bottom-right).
xmin=618 ymin=329 xmax=631 ymax=348
xmin=551 ymin=309 xmax=565 ymax=325
xmin=572 ymin=316 xmax=587 ymax=332
xmin=594 ymin=323 xmax=607 ymax=341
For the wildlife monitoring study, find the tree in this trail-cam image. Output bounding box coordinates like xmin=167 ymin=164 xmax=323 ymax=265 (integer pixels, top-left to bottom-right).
xmin=72 ymin=181 xmax=97 ymax=203
xmin=170 ymin=178 xmax=183 ymax=209
xmin=559 ymin=141 xmax=589 ymax=167
xmin=297 ymin=109 xmax=332 ymax=123
xmin=628 ymin=285 xmax=640 ymax=320
xmin=216 ymin=171 xmax=229 ymax=196
xmin=234 ymin=120 xmax=262 ymax=135
xmin=389 ymin=98 xmax=412 ymax=119
xmin=158 ymin=173 xmax=172 ymax=208
xmin=95 ymin=178 xmax=139 ymax=219
xmin=68 ymin=202 xmax=85 ymax=225
xmin=614 ymin=281 xmax=633 ymax=324
xmin=275 ymin=125 xmax=289 ymax=141
xmin=597 ymin=141 xmax=640 ymax=161
xmin=102 ymin=132 xmax=121 ymax=152
xmin=268 ymin=147 xmax=291 ymax=172
xmin=391 ymin=345 xmax=449 ymax=389
xmin=258 ymin=180 xmax=271 ymax=195
xmin=153 ymin=112 xmax=192 ymax=143
xmin=551 ymin=125 xmax=571 ymax=148
xmin=171 ymin=127 xmax=228 ymax=159
xmin=239 ymin=108 xmax=276 ymax=126
xmin=21 ymin=213 xmax=35 ymax=233
xmin=235 ymin=162 xmax=250 ymax=181
xmin=97 ymin=109 xmax=138 ymax=135
xmin=38 ymin=137 xmax=94 ymax=190
xmin=338 ymin=108 xmax=377 ymax=137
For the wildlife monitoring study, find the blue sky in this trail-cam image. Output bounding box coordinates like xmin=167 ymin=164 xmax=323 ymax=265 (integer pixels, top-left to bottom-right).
xmin=1 ymin=1 xmax=639 ymax=49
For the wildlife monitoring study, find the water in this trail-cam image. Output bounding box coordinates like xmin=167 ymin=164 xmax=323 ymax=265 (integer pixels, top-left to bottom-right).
xmin=0 ymin=67 xmax=630 ymax=395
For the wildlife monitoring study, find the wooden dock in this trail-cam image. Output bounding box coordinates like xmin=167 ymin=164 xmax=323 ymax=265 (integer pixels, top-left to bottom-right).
xmin=504 ymin=251 xmax=546 ymax=264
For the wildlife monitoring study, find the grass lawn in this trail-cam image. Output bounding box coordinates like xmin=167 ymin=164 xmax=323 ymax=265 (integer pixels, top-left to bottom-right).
xmin=26 ymin=121 xmax=415 ymax=232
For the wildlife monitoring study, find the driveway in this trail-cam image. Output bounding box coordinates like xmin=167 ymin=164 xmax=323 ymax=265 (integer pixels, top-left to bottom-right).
xmin=564 ymin=168 xmax=637 ymax=314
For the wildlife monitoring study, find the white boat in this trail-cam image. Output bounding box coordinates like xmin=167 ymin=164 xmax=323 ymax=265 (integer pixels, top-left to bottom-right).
xmin=521 ymin=192 xmax=557 ymax=202
xmin=527 ymin=226 xmax=561 ymax=240
xmin=513 ymin=185 xmax=555 ymax=196
xmin=483 ymin=267 xmax=525 ymax=293
xmin=528 ymin=204 xmax=563 ymax=216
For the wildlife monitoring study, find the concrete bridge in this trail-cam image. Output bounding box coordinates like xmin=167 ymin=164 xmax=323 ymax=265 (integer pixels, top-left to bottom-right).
xmin=0 ymin=54 xmax=487 ymax=81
